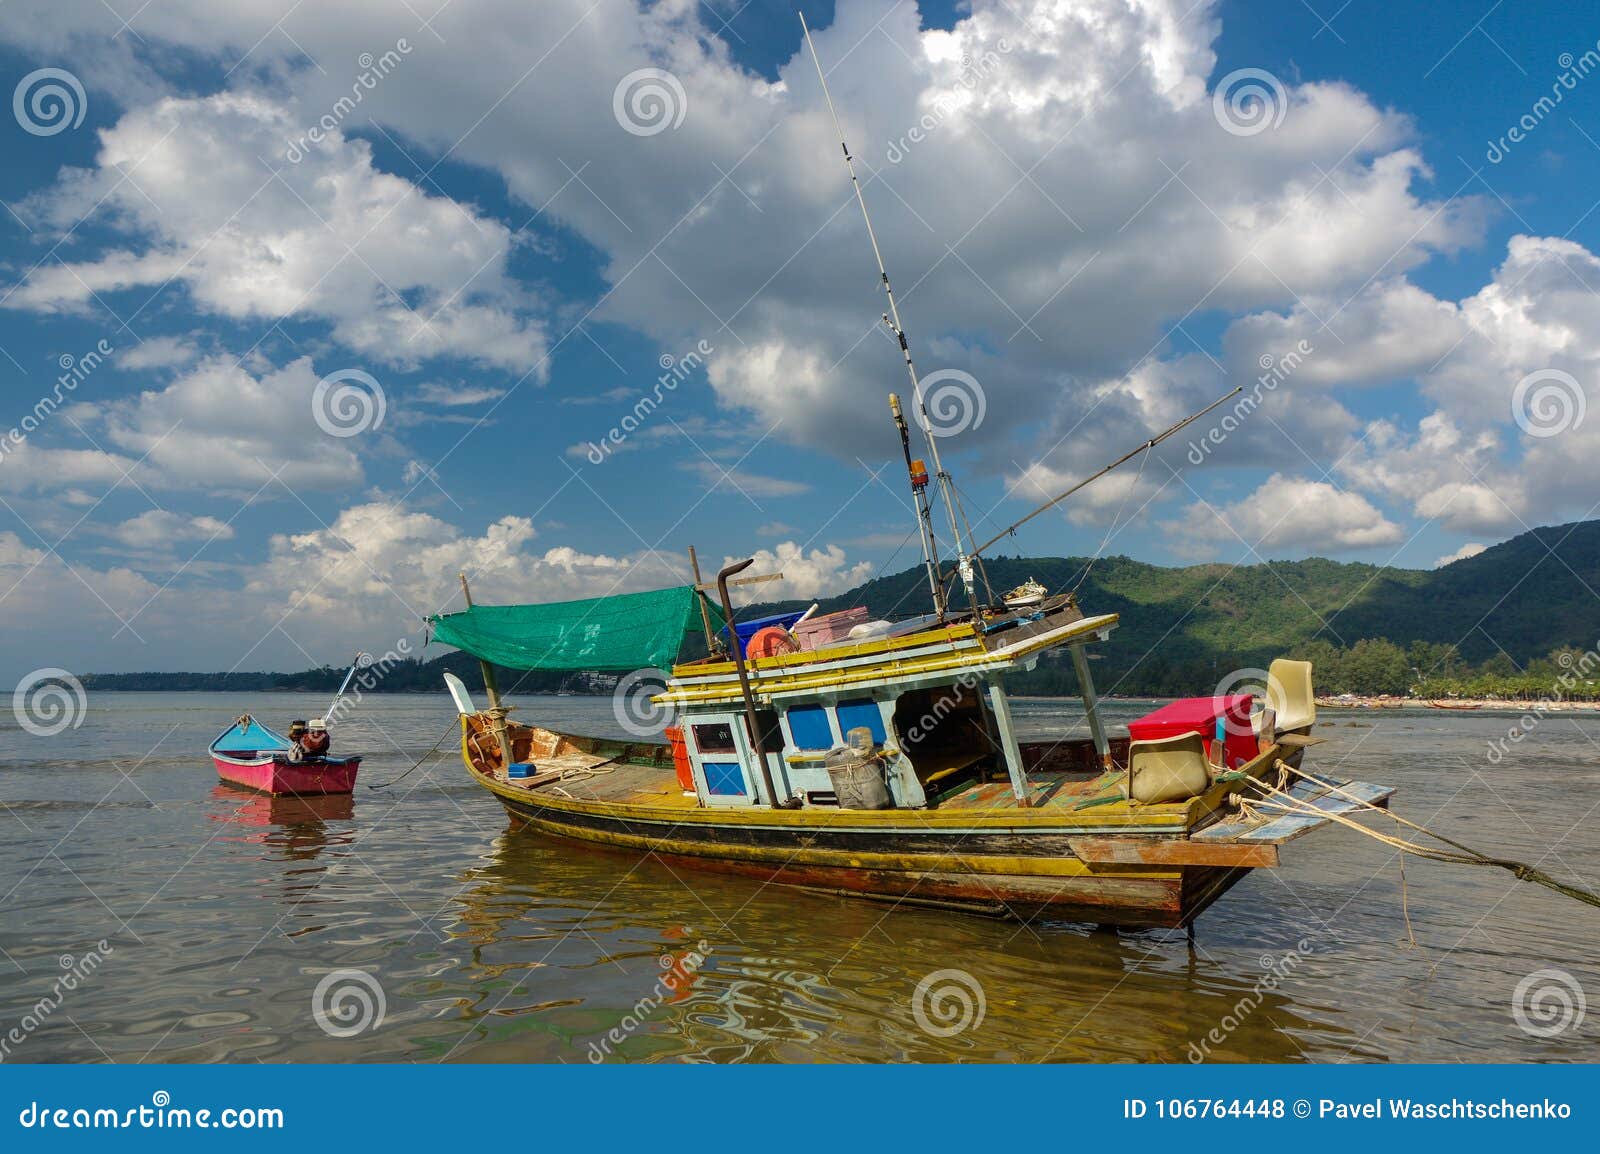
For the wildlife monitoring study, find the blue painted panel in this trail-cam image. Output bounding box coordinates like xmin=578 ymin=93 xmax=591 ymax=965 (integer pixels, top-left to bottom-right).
xmin=701 ymin=760 xmax=746 ymax=796
xmin=786 ymin=704 xmax=834 ymax=750
xmin=210 ymin=717 xmax=291 ymax=755
xmin=835 ymin=699 xmax=886 ymax=744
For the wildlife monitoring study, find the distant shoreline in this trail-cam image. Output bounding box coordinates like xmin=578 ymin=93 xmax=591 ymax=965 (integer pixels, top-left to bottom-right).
xmin=74 ymin=687 xmax=1599 ymax=711
xmin=1314 ymin=696 xmax=1600 ymax=712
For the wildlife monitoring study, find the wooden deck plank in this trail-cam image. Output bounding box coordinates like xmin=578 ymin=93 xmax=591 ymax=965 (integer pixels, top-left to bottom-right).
xmin=1191 ymin=778 xmax=1394 ymax=845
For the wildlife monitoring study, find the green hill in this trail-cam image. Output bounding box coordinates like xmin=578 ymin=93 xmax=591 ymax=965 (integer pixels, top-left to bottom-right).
xmin=741 ymin=519 xmax=1600 ymax=698
xmin=82 ymin=520 xmax=1600 ymax=700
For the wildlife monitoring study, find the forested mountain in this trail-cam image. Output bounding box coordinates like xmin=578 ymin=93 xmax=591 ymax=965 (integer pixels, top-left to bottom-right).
xmin=81 ymin=521 xmax=1600 ymax=699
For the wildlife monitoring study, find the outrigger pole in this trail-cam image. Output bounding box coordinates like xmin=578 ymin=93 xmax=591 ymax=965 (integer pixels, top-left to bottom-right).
xmin=322 ymin=651 xmax=371 ymax=723
xmin=967 ymin=386 xmax=1245 ymax=559
xmin=800 ymin=12 xmax=979 ymax=621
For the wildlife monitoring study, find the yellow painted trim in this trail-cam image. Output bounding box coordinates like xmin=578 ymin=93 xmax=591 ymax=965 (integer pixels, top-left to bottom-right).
xmin=675 ymin=621 xmax=982 ymax=679
xmin=517 ymin=813 xmax=1183 ymax=880
xmin=459 ymin=716 xmax=1292 ymax=838
xmin=658 ymin=613 xmax=1121 ymax=705
xmin=466 ymin=755 xmax=1200 ymax=830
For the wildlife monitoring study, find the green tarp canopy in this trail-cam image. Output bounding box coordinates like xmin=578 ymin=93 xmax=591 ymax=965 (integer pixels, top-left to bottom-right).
xmin=427 ymin=585 xmax=722 ymax=672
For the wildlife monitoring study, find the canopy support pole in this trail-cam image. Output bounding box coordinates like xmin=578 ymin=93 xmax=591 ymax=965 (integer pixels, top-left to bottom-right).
xmin=1069 ymin=643 xmax=1113 ymax=773
xmin=985 ymin=677 xmax=1030 ymax=807
xmin=460 ymin=573 xmax=515 ymax=774
xmin=687 ymin=545 xmax=720 ymax=656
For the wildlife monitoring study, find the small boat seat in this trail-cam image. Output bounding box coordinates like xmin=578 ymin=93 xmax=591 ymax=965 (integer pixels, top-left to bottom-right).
xmin=1266 ymin=659 xmax=1316 ymax=734
xmin=1128 ymin=731 xmax=1212 ymax=804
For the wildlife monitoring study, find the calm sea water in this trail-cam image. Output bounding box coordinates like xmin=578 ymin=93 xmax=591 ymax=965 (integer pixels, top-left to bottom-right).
xmin=1 ymin=691 xmax=1596 ymax=1064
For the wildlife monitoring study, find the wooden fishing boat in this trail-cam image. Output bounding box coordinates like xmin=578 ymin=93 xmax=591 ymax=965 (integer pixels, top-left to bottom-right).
xmin=434 ymin=591 xmax=1393 ymax=927
xmin=424 ymin=27 xmax=1394 ymax=928
xmin=1427 ymin=699 xmax=1483 ymax=711
xmin=208 ymin=716 xmax=362 ymax=796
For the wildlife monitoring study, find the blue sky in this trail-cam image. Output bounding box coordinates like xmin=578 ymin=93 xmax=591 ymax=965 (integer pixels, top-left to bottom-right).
xmin=2 ymin=0 xmax=1599 ymax=676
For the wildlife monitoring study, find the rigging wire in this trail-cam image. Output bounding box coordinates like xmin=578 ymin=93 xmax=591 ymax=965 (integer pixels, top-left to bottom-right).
xmin=1069 ymin=444 xmax=1151 ymax=595
xmin=967 ymin=387 xmax=1242 ymax=559
xmin=366 ymin=717 xmax=461 ymax=790
xmin=1244 ymin=767 xmax=1600 ymax=911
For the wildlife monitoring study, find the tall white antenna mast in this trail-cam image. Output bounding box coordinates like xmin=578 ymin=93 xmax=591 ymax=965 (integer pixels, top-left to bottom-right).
xmin=799 ymin=11 xmax=981 ymax=617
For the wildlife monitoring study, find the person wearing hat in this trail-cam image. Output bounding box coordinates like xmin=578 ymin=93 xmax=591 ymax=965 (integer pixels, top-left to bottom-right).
xmin=300 ymin=718 xmax=331 ymax=758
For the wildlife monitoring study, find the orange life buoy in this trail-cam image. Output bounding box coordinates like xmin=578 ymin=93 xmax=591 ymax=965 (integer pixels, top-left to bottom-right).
xmin=747 ymin=626 xmax=800 ymax=659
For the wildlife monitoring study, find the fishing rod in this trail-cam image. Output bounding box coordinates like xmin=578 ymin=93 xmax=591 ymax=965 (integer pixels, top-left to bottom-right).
xmin=323 ymin=651 xmax=372 ymax=724
xmin=800 ymin=11 xmax=980 ymax=620
xmin=968 ymin=386 xmax=1244 ymax=559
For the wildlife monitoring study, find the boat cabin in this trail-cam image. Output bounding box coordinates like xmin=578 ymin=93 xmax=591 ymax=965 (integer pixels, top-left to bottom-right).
xmin=658 ymin=597 xmax=1125 ymax=811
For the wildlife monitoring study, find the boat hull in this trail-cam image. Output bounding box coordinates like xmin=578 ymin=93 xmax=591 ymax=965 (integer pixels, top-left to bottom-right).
xmin=469 ymin=756 xmax=1266 ymax=928
xmin=212 ymin=754 xmax=362 ymax=796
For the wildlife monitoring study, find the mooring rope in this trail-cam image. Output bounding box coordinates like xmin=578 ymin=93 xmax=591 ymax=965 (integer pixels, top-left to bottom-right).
xmin=366 ymin=718 xmax=461 ymax=790
xmin=1241 ymin=763 xmax=1600 ymax=911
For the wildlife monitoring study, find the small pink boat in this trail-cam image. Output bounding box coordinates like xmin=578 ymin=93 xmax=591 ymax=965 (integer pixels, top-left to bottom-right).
xmin=209 ymin=716 xmax=362 ymax=796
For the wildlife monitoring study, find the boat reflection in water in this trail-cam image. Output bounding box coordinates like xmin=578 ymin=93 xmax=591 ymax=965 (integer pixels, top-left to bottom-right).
xmin=438 ymin=827 xmax=1369 ymax=1064
xmin=205 ymin=784 xmax=357 ymax=936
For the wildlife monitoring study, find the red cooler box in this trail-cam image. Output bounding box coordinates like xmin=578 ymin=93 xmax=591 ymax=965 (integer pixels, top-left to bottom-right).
xmin=1126 ymin=695 xmax=1256 ymax=769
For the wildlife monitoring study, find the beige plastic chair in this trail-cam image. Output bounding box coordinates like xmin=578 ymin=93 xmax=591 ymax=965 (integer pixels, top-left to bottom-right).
xmin=1266 ymin=659 xmax=1316 ymax=734
xmin=1128 ymin=732 xmax=1212 ymax=804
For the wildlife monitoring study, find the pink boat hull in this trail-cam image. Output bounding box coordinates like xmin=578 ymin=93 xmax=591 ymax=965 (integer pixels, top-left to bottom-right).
xmin=212 ymin=755 xmax=362 ymax=796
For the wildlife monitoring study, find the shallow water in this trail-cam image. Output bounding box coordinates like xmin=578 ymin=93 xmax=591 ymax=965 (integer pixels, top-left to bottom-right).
xmin=1 ymin=692 xmax=1596 ymax=1063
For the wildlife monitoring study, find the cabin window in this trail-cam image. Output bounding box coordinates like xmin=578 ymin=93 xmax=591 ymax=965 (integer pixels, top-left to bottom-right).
xmin=700 ymin=761 xmax=746 ymax=796
xmin=786 ymin=705 xmax=834 ymax=750
xmin=692 ymin=722 xmax=737 ymax=755
xmin=753 ymin=708 xmax=783 ymax=754
xmin=836 ymin=699 xmax=886 ymax=745
xmin=891 ymin=684 xmax=994 ymax=790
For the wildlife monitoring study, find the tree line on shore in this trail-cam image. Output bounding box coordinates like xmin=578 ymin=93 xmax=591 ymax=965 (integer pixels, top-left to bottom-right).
xmin=1009 ymin=638 xmax=1600 ymax=701
xmin=81 ymin=637 xmax=1599 ymax=703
